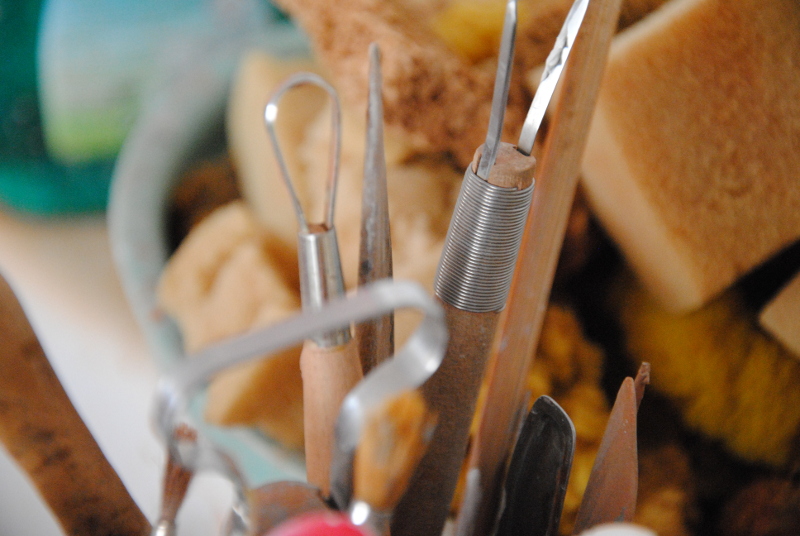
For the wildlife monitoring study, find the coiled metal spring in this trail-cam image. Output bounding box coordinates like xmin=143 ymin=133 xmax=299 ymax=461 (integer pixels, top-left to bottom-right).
xmin=434 ymin=168 xmax=533 ymax=312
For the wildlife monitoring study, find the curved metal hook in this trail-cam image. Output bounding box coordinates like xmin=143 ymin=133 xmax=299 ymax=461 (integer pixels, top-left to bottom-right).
xmin=264 ymin=72 xmax=342 ymax=232
xmin=152 ymin=280 xmax=447 ymax=510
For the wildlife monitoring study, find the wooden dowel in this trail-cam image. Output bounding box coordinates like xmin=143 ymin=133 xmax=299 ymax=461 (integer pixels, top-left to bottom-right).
xmin=301 ymin=337 xmax=363 ymax=496
xmin=0 ymin=273 xmax=151 ymax=536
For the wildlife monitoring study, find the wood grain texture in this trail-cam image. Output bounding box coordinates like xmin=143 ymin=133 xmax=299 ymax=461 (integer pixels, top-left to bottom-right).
xmin=572 ymin=376 xmax=640 ymax=534
xmin=300 ymin=338 xmax=363 ymax=496
xmin=0 ymin=273 xmax=150 ymax=536
xmin=457 ymin=0 xmax=625 ymax=534
xmin=391 ymin=302 xmax=499 ymax=536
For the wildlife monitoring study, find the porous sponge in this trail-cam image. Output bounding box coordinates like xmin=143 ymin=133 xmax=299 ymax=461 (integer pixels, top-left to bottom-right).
xmin=615 ymin=273 xmax=800 ymax=468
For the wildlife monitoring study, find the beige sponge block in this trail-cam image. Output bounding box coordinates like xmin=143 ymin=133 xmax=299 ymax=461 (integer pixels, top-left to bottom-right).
xmin=760 ymin=271 xmax=800 ymax=359
xmin=581 ymin=0 xmax=800 ymax=312
xmin=158 ymin=201 xmax=305 ymax=450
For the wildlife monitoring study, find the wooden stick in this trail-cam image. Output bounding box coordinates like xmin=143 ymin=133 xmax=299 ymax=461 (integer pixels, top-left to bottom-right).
xmin=572 ymin=363 xmax=650 ymax=534
xmin=301 ymin=338 xmax=363 ymax=497
xmin=0 ymin=273 xmax=151 ymax=536
xmin=351 ymin=390 xmax=436 ymax=535
xmin=392 ymin=138 xmax=536 ymax=536
xmin=391 ymin=303 xmax=499 ymax=536
xmin=459 ymin=0 xmax=625 ymax=534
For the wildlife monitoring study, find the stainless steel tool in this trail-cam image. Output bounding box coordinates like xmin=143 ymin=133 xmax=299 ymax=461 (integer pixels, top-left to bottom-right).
xmin=264 ymin=73 xmax=363 ymax=496
xmin=356 ymin=43 xmax=394 ymax=376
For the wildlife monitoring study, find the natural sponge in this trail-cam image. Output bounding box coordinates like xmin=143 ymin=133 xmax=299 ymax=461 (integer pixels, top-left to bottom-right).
xmin=615 ymin=273 xmax=800 ymax=468
xmin=581 ymin=0 xmax=800 ymax=312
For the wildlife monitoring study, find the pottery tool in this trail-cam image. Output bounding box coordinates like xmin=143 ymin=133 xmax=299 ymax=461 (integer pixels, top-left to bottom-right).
xmin=391 ymin=3 xmax=536 ymax=534
xmin=572 ymin=363 xmax=650 ymax=534
xmin=0 ymin=272 xmax=151 ymax=536
xmin=495 ymin=396 xmax=575 ymax=536
xmin=348 ymin=390 xmax=436 ymax=536
xmin=151 ymin=424 xmax=197 ymax=536
xmin=265 ymin=73 xmax=363 ymax=496
xmin=458 ymin=0 xmax=623 ymax=533
xmin=356 ymin=43 xmax=394 ymax=376
xmin=329 ymin=281 xmax=448 ymax=510
xmin=153 ymin=279 xmax=447 ymax=534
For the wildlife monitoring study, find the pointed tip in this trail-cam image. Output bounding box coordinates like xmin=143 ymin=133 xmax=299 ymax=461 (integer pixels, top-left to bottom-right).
xmin=634 ymin=362 xmax=650 ymax=408
xmin=369 ymin=41 xmax=381 ymax=65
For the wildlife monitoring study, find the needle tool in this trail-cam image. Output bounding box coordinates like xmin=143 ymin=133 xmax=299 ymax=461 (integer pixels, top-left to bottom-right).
xmin=459 ymin=0 xmax=622 ymax=533
xmin=356 ymin=43 xmax=394 ymax=376
xmin=392 ymin=2 xmax=538 ymax=535
xmin=572 ymin=363 xmax=650 ymax=534
xmin=265 ymin=73 xmax=363 ymax=497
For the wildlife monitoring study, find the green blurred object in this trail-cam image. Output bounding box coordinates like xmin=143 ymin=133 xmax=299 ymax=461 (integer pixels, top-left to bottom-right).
xmin=0 ymin=0 xmax=114 ymax=214
xmin=0 ymin=0 xmax=308 ymax=215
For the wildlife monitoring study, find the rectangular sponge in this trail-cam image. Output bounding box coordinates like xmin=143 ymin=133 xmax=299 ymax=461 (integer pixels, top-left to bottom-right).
xmin=581 ymin=0 xmax=800 ymax=311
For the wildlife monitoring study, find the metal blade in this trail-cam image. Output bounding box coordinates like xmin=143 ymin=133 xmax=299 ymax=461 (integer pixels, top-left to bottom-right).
xmin=517 ymin=0 xmax=591 ymax=155
xmin=476 ymin=0 xmax=517 ymax=179
xmin=496 ymin=396 xmax=576 ymax=536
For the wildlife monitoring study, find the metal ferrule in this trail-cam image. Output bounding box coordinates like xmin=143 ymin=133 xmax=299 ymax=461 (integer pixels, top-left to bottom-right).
xmin=434 ymin=168 xmax=534 ymax=312
xmin=298 ymin=224 xmax=351 ymax=347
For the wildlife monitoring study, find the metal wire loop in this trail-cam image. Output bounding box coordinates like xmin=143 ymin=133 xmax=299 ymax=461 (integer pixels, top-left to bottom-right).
xmin=264 ymin=72 xmax=342 ymax=232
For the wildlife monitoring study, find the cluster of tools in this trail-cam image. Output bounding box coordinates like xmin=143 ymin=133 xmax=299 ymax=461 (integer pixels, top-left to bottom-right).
xmin=0 ymin=0 xmax=657 ymax=535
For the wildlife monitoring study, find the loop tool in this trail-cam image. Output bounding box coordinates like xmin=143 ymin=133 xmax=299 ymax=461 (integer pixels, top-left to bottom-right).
xmin=265 ymin=73 xmax=363 ymax=496
xmin=264 ymin=73 xmax=346 ymax=347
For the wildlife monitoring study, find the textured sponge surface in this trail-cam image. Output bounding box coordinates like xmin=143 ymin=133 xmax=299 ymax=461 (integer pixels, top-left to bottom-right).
xmin=582 ymin=0 xmax=800 ymax=311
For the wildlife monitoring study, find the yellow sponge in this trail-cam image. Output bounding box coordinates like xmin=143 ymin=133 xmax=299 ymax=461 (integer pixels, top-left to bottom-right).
xmin=616 ymin=273 xmax=800 ymax=468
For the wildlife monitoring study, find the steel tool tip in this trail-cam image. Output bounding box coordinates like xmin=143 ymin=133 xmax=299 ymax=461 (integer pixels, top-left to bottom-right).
xmin=476 ymin=0 xmax=517 ymax=180
xmin=357 ymin=43 xmax=394 ymax=374
xmin=517 ymin=0 xmax=591 ymax=155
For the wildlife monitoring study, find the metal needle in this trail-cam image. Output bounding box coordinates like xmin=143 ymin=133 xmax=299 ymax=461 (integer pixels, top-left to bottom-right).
xmin=357 ymin=43 xmax=394 ymax=375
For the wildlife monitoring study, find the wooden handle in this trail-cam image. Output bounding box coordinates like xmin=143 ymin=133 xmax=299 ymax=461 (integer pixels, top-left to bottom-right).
xmin=0 ymin=274 xmax=150 ymax=536
xmin=391 ymin=302 xmax=500 ymax=536
xmin=459 ymin=0 xmax=625 ymax=534
xmin=300 ymin=337 xmax=363 ymax=496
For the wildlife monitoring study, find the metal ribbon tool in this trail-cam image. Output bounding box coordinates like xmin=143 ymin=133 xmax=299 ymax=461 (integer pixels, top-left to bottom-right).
xmin=153 ymin=279 xmax=447 ymax=535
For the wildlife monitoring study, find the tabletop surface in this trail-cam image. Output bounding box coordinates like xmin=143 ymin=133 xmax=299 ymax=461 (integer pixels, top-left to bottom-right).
xmin=0 ymin=209 xmax=234 ymax=536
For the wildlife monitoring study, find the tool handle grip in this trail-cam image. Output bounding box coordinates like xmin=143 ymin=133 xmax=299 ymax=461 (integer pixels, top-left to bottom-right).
xmin=391 ymin=302 xmax=499 ymax=536
xmin=301 ymin=337 xmax=363 ymax=496
xmin=0 ymin=273 xmax=150 ymax=536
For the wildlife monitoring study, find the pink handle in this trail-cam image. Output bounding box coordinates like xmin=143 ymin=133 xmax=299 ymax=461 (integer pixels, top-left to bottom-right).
xmin=266 ymin=512 xmax=374 ymax=536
